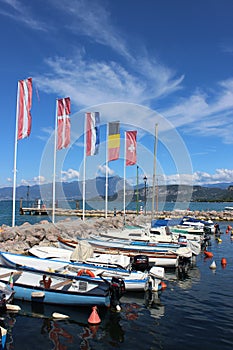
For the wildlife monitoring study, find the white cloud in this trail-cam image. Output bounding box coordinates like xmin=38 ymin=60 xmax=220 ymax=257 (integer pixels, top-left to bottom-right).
xmin=20 ymin=176 xmax=46 ymax=186
xmin=97 ymin=165 xmax=115 ymax=176
xmin=61 ymin=168 xmax=80 ymax=181
xmin=158 ymin=169 xmax=233 ymax=186
xmin=193 ymin=169 xmax=233 ymax=185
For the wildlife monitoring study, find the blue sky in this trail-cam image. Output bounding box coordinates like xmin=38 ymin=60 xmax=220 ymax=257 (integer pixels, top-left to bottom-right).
xmin=1 ymin=0 xmax=233 ymax=190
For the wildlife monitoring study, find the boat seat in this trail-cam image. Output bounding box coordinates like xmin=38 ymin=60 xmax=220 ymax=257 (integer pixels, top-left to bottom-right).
xmin=0 ymin=271 xmax=22 ymax=279
xmin=52 ymin=279 xmax=73 ymax=290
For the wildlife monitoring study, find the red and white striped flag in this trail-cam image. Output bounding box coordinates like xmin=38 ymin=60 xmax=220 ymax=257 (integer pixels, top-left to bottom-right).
xmin=86 ymin=112 xmax=100 ymax=156
xmin=57 ymin=97 xmax=71 ymax=150
xmin=17 ymin=77 xmax=33 ymax=140
xmin=126 ymin=131 xmax=137 ymax=166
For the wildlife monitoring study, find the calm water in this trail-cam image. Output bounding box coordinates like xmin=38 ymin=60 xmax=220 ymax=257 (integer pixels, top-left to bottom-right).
xmin=1 ymin=202 xmax=233 ymax=349
xmin=0 ymin=200 xmax=231 ymax=227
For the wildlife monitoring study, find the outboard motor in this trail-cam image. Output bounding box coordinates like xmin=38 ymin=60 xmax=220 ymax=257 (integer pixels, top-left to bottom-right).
xmin=0 ymin=292 xmax=7 ymax=313
xmin=110 ymin=277 xmax=126 ymax=310
xmin=214 ymin=223 xmax=221 ymax=236
xmin=131 ymin=255 xmax=149 ymax=272
xmin=202 ymin=231 xmax=211 ymax=249
xmin=203 ymin=226 xmax=211 ymax=235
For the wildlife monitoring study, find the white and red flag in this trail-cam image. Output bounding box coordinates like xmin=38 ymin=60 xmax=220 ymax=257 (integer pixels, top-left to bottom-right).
xmin=125 ymin=130 xmax=137 ymax=166
xmin=17 ymin=77 xmax=33 ymax=140
xmin=57 ymin=97 xmax=71 ymax=150
xmin=86 ymin=112 xmax=100 ymax=156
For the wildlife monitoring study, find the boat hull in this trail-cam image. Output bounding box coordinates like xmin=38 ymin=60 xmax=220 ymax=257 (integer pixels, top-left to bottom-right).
xmin=58 ymin=237 xmax=179 ymax=268
xmin=0 ymin=265 xmax=110 ymax=306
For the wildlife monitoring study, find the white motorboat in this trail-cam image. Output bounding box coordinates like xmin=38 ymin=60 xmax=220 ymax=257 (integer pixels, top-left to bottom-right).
xmin=57 ymin=236 xmax=186 ymax=268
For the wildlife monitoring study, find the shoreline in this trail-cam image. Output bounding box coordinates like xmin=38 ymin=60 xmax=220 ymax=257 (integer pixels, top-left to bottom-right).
xmin=0 ymin=209 xmax=232 ymax=255
xmin=18 ymin=207 xmax=233 ymax=220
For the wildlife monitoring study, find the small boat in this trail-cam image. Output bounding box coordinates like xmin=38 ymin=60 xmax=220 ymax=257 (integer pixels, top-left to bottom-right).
xmin=29 ymin=243 xmax=131 ymax=269
xmin=151 ymin=218 xmax=206 ymax=242
xmin=224 ymin=206 xmax=233 ymax=211
xmin=0 ymin=251 xmax=164 ymax=292
xmin=57 ymin=236 xmax=183 ymax=268
xmin=0 ymin=265 xmax=112 ymax=307
xmin=86 ymin=234 xmax=185 ymax=252
xmin=178 ymin=216 xmax=215 ymax=234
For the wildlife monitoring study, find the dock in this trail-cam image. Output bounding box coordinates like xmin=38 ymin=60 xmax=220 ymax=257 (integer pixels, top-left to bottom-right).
xmin=19 ymin=207 xmax=126 ymax=217
xmin=19 ymin=207 xmax=49 ymax=216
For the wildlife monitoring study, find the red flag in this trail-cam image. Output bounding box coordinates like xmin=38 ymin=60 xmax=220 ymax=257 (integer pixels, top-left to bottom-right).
xmin=17 ymin=77 xmax=32 ymax=140
xmin=57 ymin=97 xmax=71 ymax=150
xmin=126 ymin=131 xmax=137 ymax=166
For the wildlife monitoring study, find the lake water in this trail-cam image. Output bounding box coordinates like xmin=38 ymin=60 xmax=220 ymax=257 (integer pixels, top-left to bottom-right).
xmin=0 ymin=202 xmax=233 ymax=349
xmin=0 ymin=200 xmax=231 ymax=227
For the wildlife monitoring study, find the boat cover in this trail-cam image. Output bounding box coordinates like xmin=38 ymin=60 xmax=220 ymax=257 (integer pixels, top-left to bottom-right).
xmin=70 ymin=240 xmax=94 ymax=262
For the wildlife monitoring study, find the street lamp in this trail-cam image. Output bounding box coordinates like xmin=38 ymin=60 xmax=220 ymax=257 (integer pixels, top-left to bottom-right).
xmin=143 ymin=175 xmax=147 ymax=215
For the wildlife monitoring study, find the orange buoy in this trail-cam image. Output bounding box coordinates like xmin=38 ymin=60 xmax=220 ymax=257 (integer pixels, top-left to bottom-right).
xmin=204 ymin=250 xmax=213 ymax=258
xmin=77 ymin=269 xmax=95 ymax=278
xmin=160 ymin=281 xmax=167 ymax=289
xmin=221 ymin=258 xmax=227 ymax=266
xmin=88 ymin=306 xmax=101 ymax=325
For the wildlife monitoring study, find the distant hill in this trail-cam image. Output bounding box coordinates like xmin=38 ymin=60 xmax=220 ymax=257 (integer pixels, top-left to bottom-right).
xmin=1 ymin=178 xmax=233 ymax=202
xmin=203 ymin=182 xmax=233 ymax=189
xmin=0 ymin=176 xmax=126 ymax=201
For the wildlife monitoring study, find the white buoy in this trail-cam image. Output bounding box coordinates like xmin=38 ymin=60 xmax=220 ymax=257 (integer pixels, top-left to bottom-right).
xmin=116 ymin=305 xmax=121 ymax=311
xmin=210 ymin=260 xmax=217 ymax=269
xmin=52 ymin=312 xmax=70 ymax=319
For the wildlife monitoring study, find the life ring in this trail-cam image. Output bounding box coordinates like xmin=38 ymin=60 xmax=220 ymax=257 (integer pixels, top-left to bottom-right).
xmin=77 ymin=269 xmax=95 ymax=278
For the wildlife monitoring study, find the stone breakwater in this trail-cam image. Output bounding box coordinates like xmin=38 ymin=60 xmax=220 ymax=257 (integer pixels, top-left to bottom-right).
xmin=0 ymin=210 xmax=233 ymax=254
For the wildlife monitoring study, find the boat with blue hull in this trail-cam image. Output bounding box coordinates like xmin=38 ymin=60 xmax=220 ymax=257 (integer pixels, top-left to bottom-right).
xmin=0 ymin=265 xmax=111 ymax=306
xmin=0 ymin=251 xmax=165 ymax=292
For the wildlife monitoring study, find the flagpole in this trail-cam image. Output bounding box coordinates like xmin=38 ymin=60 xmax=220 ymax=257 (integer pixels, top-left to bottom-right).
xmin=136 ymin=165 xmax=139 ymax=215
xmin=105 ymin=123 xmax=109 ymax=218
xmin=151 ymin=123 xmax=158 ymax=219
xmin=123 ymin=131 xmax=126 ymax=221
xmin=12 ymin=82 xmax=20 ymax=227
xmin=52 ymin=100 xmax=58 ymax=224
xmin=82 ymin=114 xmax=87 ymax=221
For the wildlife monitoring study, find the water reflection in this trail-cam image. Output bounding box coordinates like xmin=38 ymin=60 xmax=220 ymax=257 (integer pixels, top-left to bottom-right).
xmin=0 ymin=312 xmax=17 ymax=349
xmin=165 ymin=265 xmax=201 ymax=290
xmin=41 ymin=319 xmax=73 ymax=349
xmin=144 ymin=291 xmax=165 ymax=319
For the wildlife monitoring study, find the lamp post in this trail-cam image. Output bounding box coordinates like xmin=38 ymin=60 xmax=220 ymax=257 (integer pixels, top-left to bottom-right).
xmin=143 ymin=175 xmax=147 ymax=215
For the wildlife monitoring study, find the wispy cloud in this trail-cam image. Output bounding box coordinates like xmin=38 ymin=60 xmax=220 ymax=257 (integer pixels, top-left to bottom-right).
xmin=161 ymin=79 xmax=233 ymax=144
xmin=3 ymin=0 xmax=233 ymax=145
xmin=31 ymin=0 xmax=183 ymax=106
xmin=0 ymin=0 xmax=49 ymax=31
xmin=57 ymin=0 xmax=132 ymax=61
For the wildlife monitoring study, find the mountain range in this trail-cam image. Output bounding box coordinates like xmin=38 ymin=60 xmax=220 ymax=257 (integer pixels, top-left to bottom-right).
xmin=1 ymin=176 xmax=233 ymax=202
